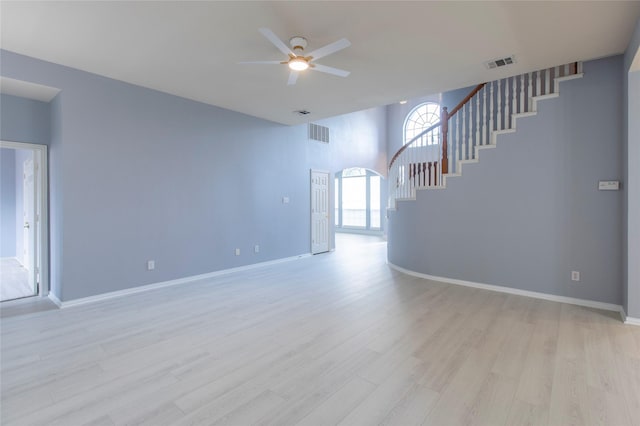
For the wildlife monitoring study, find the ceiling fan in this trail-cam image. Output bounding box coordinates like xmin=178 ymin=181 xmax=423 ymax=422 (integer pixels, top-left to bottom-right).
xmin=241 ymin=28 xmax=351 ymax=85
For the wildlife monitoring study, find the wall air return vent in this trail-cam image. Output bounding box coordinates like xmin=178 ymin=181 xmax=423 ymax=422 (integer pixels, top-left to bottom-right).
xmin=485 ymin=55 xmax=516 ymax=69
xmin=308 ymin=123 xmax=330 ymax=143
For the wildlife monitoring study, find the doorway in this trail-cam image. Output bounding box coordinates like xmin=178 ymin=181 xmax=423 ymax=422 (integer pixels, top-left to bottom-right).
xmin=0 ymin=142 xmax=48 ymax=302
xmin=334 ymin=167 xmax=384 ymax=234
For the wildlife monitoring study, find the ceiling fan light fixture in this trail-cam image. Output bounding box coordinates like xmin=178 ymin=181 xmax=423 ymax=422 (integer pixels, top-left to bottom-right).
xmin=288 ymin=57 xmax=309 ymax=71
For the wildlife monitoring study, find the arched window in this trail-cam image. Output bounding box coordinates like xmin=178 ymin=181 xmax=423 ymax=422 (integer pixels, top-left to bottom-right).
xmin=403 ymin=102 xmax=441 ymax=145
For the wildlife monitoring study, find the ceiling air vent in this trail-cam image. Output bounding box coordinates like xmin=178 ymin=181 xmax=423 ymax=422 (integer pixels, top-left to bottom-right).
xmin=485 ymin=55 xmax=516 ymax=69
xmin=308 ymin=123 xmax=330 ymax=143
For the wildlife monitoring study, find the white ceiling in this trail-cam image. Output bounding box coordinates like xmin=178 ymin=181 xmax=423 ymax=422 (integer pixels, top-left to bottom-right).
xmin=1 ymin=1 xmax=639 ymax=126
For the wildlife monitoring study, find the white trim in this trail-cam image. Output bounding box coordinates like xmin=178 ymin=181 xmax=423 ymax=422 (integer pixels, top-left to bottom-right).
xmin=0 ymin=77 xmax=60 ymax=102
xmin=55 ymin=253 xmax=311 ymax=309
xmin=622 ymin=309 xmax=640 ymax=326
xmin=387 ymin=262 xmax=623 ymax=314
xmin=48 ymin=292 xmax=62 ymax=308
xmin=0 ymin=141 xmax=49 ymax=298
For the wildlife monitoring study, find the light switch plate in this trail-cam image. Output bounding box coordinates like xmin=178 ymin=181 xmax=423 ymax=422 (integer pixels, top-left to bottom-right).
xmin=598 ymin=181 xmax=619 ymax=190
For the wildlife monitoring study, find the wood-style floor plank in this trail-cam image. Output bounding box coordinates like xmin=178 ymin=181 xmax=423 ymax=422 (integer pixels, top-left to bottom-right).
xmin=1 ymin=234 xmax=639 ymax=425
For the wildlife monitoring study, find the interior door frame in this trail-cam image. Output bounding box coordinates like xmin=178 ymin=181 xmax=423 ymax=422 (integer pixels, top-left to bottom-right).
xmin=310 ymin=169 xmax=331 ymax=254
xmin=0 ymin=140 xmax=49 ymax=298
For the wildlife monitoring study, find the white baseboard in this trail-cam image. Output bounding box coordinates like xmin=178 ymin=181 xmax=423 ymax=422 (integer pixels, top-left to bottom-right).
xmin=56 ymin=253 xmax=312 ymax=309
xmin=625 ymin=317 xmax=640 ymax=326
xmin=620 ymin=309 xmax=640 ymax=326
xmin=387 ymin=262 xmax=623 ymax=314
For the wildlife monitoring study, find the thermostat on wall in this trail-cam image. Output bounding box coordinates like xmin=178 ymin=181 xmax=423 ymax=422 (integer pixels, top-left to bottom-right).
xmin=598 ymin=181 xmax=620 ymax=190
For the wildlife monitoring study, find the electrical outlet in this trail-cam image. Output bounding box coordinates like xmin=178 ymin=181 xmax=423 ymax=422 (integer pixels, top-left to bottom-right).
xmin=571 ymin=271 xmax=580 ymax=281
xmin=147 ymin=260 xmax=155 ymax=270
xmin=254 ymin=245 xmax=260 ymax=253
xmin=235 ymin=248 xmax=240 ymax=256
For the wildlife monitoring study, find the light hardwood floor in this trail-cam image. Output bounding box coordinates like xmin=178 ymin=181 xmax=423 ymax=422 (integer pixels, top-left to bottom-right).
xmin=1 ymin=234 xmax=639 ymax=425
xmin=0 ymin=258 xmax=35 ymax=302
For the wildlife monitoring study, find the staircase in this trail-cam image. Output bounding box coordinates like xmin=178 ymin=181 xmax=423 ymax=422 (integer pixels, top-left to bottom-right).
xmin=388 ymin=62 xmax=583 ymax=208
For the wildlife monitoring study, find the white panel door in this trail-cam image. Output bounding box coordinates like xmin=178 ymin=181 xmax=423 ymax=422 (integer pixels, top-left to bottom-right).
xmin=22 ymin=158 xmax=36 ymax=293
xmin=311 ymin=170 xmax=330 ymax=254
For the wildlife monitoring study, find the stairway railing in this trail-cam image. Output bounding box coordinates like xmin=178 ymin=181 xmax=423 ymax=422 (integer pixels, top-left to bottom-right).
xmin=389 ymin=61 xmax=582 ymax=207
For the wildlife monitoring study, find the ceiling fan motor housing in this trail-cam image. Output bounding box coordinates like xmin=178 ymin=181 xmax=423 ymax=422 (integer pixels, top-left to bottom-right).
xmin=289 ymin=36 xmax=308 ymax=52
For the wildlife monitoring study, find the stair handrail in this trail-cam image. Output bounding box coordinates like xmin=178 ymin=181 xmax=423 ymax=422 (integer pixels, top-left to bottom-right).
xmin=446 ymin=83 xmax=486 ymax=118
xmin=389 ymin=121 xmax=442 ymax=170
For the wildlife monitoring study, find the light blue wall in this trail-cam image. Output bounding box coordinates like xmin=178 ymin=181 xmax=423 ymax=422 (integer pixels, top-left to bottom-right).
xmin=388 ymin=56 xmax=624 ymax=305
xmin=0 ymin=94 xmax=51 ymax=145
xmin=0 ymin=148 xmax=16 ymax=257
xmin=0 ymin=49 xmax=387 ymax=302
xmin=624 ymin=18 xmax=640 ymax=317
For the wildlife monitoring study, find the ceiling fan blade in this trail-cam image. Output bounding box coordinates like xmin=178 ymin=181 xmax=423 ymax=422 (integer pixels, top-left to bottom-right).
xmin=238 ymin=61 xmax=283 ymax=65
xmin=287 ymin=71 xmax=299 ymax=86
xmin=259 ymin=28 xmax=295 ymax=56
xmin=310 ymin=63 xmax=350 ymax=78
xmin=306 ymin=38 xmax=351 ymax=61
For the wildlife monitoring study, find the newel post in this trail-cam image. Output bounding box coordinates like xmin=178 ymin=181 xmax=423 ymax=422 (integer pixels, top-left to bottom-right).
xmin=441 ymin=106 xmax=449 ymax=174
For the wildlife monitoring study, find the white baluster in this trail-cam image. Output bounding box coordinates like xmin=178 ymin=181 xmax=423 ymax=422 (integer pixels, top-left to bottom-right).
xmin=448 ymin=117 xmax=454 ymax=174
xmin=408 ymin=143 xmax=413 ymax=193
xmin=475 ymin=90 xmax=480 ymax=148
xmin=424 ymin=135 xmax=429 ymax=187
xmin=398 ymin=157 xmax=402 ymax=199
xmin=416 ymin=142 xmax=419 ymax=191
xmin=535 ymin=71 xmax=541 ymax=98
xmin=411 ymin=147 xmax=414 ymax=194
xmin=497 ymin=79 xmax=502 ymax=130
xmin=505 ymin=77 xmax=510 ymax=129
xmin=528 ymin=72 xmax=533 ymax=111
xmin=512 ymin=75 xmax=517 ymax=117
xmin=423 ymin=135 xmax=427 ymax=188
xmin=462 ymin=104 xmax=467 ymax=160
xmin=564 ymin=64 xmax=569 ymax=76
xmin=578 ymin=61 xmax=583 ymax=73
xmin=482 ymin=86 xmax=487 ymax=146
xmin=456 ymin=112 xmax=461 ymax=168
xmin=414 ymin=137 xmax=419 ymax=190
xmin=404 ymin=152 xmax=409 ymax=198
xmin=405 ymin=147 xmax=409 ymax=196
xmin=401 ymin=159 xmax=404 ymax=198
xmin=519 ymin=74 xmax=525 ymax=113
xmin=489 ymin=82 xmax=494 ymax=142
xmin=467 ymin=101 xmax=473 ymax=160
xmin=553 ymin=66 xmax=559 ymax=93
xmin=545 ymin=68 xmax=550 ymax=95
